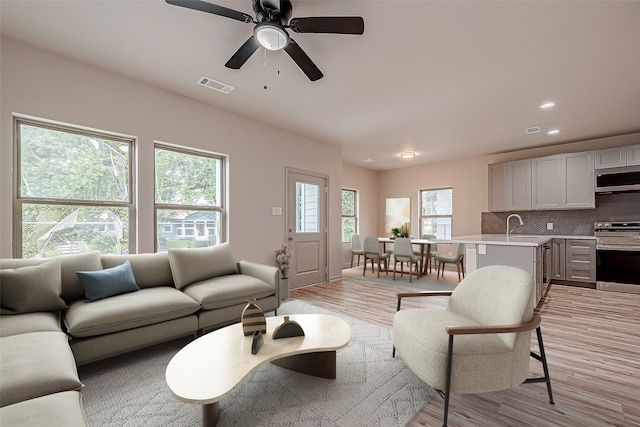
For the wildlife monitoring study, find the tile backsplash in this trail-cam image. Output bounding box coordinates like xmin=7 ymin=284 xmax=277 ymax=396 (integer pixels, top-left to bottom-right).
xmin=481 ymin=193 xmax=640 ymax=236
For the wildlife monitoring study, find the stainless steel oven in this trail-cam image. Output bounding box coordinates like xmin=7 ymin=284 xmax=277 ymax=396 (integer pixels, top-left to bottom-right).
xmin=595 ymin=221 xmax=640 ymax=294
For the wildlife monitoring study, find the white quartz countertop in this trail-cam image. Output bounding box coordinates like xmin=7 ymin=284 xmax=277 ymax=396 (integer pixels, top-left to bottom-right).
xmin=440 ymin=234 xmax=594 ymax=247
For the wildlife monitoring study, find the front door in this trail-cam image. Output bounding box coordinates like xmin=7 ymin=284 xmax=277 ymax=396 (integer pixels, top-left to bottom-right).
xmin=286 ymin=169 xmax=328 ymax=288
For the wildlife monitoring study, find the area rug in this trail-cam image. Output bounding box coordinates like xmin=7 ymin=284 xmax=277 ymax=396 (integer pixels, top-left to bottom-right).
xmin=342 ymin=266 xmax=456 ymax=292
xmin=79 ymin=300 xmax=434 ymax=426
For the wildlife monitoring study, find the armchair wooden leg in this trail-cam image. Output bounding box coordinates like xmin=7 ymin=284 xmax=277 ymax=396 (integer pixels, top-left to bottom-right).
xmin=442 ymin=334 xmax=454 ymax=427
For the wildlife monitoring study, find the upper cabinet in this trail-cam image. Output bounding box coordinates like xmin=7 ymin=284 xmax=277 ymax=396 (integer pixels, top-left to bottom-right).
xmin=490 ymin=151 xmax=594 ymax=212
xmin=595 ymin=144 xmax=640 ymax=168
xmin=532 ymin=152 xmax=594 ymax=210
xmin=488 ymin=160 xmax=531 ymax=211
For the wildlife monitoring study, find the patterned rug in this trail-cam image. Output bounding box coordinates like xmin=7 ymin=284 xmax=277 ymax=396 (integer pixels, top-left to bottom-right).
xmin=79 ymin=300 xmax=434 ymax=426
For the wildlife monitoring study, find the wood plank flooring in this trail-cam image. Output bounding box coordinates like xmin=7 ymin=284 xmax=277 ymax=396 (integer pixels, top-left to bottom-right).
xmin=288 ymin=269 xmax=640 ymax=426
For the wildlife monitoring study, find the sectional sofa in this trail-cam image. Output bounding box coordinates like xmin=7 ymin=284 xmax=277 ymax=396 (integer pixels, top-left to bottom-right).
xmin=0 ymin=243 xmax=284 ymax=426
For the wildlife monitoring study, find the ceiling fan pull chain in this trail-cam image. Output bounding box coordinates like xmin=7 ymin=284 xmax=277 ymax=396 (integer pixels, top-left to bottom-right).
xmin=264 ymin=48 xmax=268 ymax=89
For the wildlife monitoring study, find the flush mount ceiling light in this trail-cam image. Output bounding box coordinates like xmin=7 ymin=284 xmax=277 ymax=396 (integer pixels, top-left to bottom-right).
xmin=254 ymin=22 xmax=289 ymax=51
xmin=400 ymin=152 xmax=415 ymax=159
xmin=540 ymin=101 xmax=556 ymax=109
xmin=547 ymin=129 xmax=560 ymax=135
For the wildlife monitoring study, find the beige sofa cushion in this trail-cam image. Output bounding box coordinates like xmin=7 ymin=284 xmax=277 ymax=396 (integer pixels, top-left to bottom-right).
xmin=0 ymin=391 xmax=87 ymax=426
xmin=0 ymin=259 xmax=67 ymax=314
xmin=168 ymin=243 xmax=238 ymax=290
xmin=0 ymin=331 xmax=83 ymax=407
xmin=101 ymin=252 xmax=174 ymax=289
xmin=183 ymin=274 xmax=275 ymax=310
xmin=64 ymin=287 xmax=200 ymax=338
xmin=0 ymin=312 xmax=61 ymax=337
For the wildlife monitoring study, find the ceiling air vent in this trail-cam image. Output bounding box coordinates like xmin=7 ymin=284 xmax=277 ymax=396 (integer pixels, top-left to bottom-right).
xmin=197 ymin=76 xmax=234 ymax=94
xmin=525 ymin=126 xmax=541 ymax=134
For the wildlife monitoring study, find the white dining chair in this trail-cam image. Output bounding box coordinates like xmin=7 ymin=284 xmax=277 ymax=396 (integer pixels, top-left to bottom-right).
xmin=350 ymin=234 xmax=364 ymax=268
xmin=393 ymin=238 xmax=422 ymax=283
xmin=363 ymin=236 xmax=390 ymax=278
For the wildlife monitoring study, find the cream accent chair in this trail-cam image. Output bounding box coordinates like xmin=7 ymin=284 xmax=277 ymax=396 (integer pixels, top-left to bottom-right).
xmin=350 ymin=234 xmax=364 ymax=268
xmin=362 ymin=236 xmax=390 ymax=278
xmin=435 ymin=242 xmax=465 ymax=282
xmin=392 ymin=238 xmax=422 ymax=283
xmin=393 ymin=265 xmax=553 ymax=426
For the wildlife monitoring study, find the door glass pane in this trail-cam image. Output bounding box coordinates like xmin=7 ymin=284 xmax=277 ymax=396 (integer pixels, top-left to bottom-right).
xmin=156 ymin=209 xmax=220 ymax=251
xmin=296 ymin=182 xmax=319 ymax=233
xmin=22 ymin=204 xmax=129 ymax=258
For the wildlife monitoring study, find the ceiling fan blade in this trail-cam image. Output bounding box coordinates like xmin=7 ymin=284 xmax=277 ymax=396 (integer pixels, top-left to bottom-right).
xmin=225 ymin=36 xmax=260 ymax=69
xmin=289 ymin=17 xmax=364 ymax=34
xmin=284 ymin=38 xmax=323 ymax=81
xmin=166 ymin=0 xmax=253 ymax=23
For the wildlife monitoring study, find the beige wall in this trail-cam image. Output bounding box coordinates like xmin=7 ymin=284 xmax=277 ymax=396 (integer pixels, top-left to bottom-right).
xmin=0 ymin=38 xmax=344 ymax=280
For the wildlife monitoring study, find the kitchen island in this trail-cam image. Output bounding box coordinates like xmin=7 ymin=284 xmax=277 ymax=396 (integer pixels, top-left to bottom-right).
xmin=446 ymin=234 xmax=553 ymax=307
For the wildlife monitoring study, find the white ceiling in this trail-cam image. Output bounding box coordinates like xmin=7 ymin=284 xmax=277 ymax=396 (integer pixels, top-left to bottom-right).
xmin=2 ymin=0 xmax=640 ymax=171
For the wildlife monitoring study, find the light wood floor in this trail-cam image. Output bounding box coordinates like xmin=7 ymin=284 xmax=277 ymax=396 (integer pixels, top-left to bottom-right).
xmin=288 ymin=268 xmax=640 ymax=426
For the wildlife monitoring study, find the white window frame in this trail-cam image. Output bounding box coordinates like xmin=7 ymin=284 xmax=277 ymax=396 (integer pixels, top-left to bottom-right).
xmin=419 ymin=187 xmax=453 ymax=240
xmin=341 ymin=188 xmax=358 ymax=243
xmin=13 ymin=115 xmax=136 ymax=258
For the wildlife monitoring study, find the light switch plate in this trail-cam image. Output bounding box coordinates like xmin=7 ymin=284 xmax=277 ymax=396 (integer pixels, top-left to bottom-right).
xmin=547 ymin=222 xmax=553 ymax=230
xmin=272 ymin=207 xmax=282 ymax=216
xmin=478 ymin=244 xmax=486 ymax=255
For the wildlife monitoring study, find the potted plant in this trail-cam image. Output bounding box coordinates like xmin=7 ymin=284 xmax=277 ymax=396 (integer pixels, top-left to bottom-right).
xmin=275 ymin=243 xmax=292 ymax=299
xmin=391 ymin=227 xmax=401 ymax=238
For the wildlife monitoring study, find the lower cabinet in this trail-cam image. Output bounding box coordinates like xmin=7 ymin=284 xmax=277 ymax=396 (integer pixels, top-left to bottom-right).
xmin=550 ymin=238 xmax=596 ymax=286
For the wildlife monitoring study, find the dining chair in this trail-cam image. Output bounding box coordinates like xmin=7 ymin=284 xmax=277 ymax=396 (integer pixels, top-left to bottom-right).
xmin=350 ymin=234 xmax=364 ymax=268
xmin=392 ymin=238 xmax=421 ymax=282
xmin=435 ymin=243 xmax=465 ymax=282
xmin=393 ymin=265 xmax=553 ymax=426
xmin=362 ymin=236 xmax=390 ymax=278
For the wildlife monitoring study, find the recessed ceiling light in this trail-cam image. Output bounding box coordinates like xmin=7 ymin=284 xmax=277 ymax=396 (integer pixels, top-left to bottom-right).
xmin=540 ymin=101 xmax=556 ymax=109
xmin=361 ymin=158 xmax=375 ymax=163
xmin=547 ymin=129 xmax=560 ymax=135
xmin=400 ymin=152 xmax=415 ymax=159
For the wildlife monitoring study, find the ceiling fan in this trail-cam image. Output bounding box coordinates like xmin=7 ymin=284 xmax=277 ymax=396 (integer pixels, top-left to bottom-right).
xmin=166 ymin=0 xmax=364 ymax=81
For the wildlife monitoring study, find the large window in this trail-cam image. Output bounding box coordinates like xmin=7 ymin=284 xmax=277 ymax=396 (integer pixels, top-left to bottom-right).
xmin=15 ymin=117 xmax=134 ymax=258
xmin=342 ymin=189 xmax=357 ymax=243
xmin=420 ymin=188 xmax=452 ymax=239
xmin=154 ymin=144 xmax=224 ymax=251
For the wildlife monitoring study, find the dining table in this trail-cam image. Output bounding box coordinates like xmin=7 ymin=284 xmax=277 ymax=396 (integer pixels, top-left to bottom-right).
xmin=378 ymin=237 xmax=435 ymax=276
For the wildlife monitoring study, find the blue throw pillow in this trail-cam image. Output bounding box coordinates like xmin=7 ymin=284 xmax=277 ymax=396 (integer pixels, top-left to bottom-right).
xmin=77 ymin=260 xmax=139 ymax=302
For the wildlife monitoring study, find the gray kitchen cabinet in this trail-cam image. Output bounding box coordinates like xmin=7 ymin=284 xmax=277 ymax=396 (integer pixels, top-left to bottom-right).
xmin=488 ymin=162 xmax=509 ymax=211
xmin=627 ymin=144 xmax=640 ymax=166
xmin=487 ymin=160 xmax=531 ymax=211
xmin=550 ymin=238 xmax=566 ymax=281
xmin=564 ymin=151 xmax=595 ymax=208
xmin=508 ymin=160 xmax=531 ymax=211
xmin=565 ymin=239 xmax=596 ymax=283
xmin=595 ymin=144 xmax=640 ymax=168
xmin=531 ymin=151 xmax=595 ymax=210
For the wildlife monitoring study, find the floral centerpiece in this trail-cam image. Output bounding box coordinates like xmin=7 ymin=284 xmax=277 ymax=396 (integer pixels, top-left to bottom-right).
xmin=275 ymin=243 xmax=292 ymax=279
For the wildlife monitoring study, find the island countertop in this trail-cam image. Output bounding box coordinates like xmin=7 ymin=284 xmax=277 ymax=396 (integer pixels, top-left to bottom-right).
xmin=439 ymin=234 xmax=593 ymax=247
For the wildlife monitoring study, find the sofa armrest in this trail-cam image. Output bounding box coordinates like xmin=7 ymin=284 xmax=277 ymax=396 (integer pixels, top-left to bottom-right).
xmin=236 ymin=261 xmax=281 ymax=302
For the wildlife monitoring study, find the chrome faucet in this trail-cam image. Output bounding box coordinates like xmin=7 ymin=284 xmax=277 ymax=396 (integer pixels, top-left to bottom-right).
xmin=506 ymin=213 xmax=524 ymax=237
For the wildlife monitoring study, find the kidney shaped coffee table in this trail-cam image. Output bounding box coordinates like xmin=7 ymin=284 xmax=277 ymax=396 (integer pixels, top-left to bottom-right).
xmin=166 ymin=314 xmax=351 ymax=426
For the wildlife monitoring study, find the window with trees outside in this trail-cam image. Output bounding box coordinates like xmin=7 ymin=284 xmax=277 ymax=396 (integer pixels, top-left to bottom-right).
xmin=154 ymin=144 xmax=223 ymax=251
xmin=342 ymin=189 xmax=357 ymax=243
xmin=15 ymin=117 xmax=134 ymax=258
xmin=420 ymin=187 xmax=453 ymax=240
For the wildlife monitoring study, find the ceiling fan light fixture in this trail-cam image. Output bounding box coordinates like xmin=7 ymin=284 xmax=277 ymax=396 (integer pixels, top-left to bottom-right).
xmin=254 ymin=23 xmax=289 ymax=51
